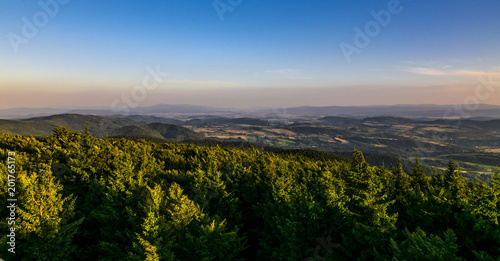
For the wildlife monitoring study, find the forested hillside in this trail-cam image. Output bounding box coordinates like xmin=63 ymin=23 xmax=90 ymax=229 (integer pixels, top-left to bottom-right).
xmin=1 ymin=128 xmax=499 ymax=260
xmin=110 ymin=123 xmax=204 ymax=141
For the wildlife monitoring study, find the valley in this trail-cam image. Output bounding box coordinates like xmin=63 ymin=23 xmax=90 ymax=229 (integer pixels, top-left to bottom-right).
xmin=1 ymin=109 xmax=499 ymax=182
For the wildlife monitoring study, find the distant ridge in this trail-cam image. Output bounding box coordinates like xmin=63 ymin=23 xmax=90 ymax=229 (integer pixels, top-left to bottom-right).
xmin=1 ymin=104 xmax=500 ymax=120
xmin=186 ymin=117 xmax=271 ymax=126
xmin=0 ymin=114 xmax=202 ymax=140
xmin=111 ymin=123 xmax=204 ymax=141
xmin=283 ymin=104 xmax=500 ymax=118
xmin=361 ymin=116 xmax=420 ymax=125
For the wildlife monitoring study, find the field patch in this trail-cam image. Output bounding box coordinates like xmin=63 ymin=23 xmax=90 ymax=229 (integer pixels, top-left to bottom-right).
xmin=270 ymin=128 xmax=296 ymax=136
xmin=335 ymin=137 xmax=349 ymax=144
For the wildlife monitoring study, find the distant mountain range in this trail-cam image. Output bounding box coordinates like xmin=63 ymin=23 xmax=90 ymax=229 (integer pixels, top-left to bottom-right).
xmin=110 ymin=123 xmax=204 ymax=141
xmin=0 ymin=114 xmax=202 ymax=141
xmin=1 ymin=112 xmax=499 ymax=181
xmin=280 ymin=104 xmax=500 ymax=119
xmin=0 ymin=104 xmax=230 ymax=119
xmin=1 ymin=104 xmax=500 ymax=120
xmin=3 ymin=112 xmax=500 ymax=142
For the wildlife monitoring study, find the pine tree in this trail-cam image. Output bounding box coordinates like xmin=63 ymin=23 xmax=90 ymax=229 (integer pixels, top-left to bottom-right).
xmin=491 ymin=168 xmax=500 ymax=193
xmin=131 ymin=184 xmax=175 ymax=261
xmin=491 ymin=168 xmax=500 ymax=220
xmin=445 ymin=159 xmax=458 ymax=183
xmin=411 ymin=157 xmax=428 ymax=191
xmin=15 ymin=163 xmax=82 ymax=261
xmin=384 ymin=228 xmax=464 ymax=261
xmin=444 ymin=159 xmax=469 ymax=203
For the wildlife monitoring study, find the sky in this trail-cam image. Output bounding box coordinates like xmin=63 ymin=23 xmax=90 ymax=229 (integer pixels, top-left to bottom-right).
xmin=1 ymin=0 xmax=500 ymax=109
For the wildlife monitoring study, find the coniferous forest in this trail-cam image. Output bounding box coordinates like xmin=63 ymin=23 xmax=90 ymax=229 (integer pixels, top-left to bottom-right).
xmin=1 ymin=127 xmax=500 ymax=260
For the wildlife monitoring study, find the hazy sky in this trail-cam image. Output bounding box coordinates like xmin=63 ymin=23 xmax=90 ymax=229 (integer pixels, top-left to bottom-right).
xmin=1 ymin=0 xmax=499 ymax=109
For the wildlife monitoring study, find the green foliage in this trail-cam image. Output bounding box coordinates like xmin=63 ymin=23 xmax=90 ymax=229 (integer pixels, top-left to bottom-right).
xmin=0 ymin=154 xmax=82 ymax=261
xmin=111 ymin=123 xmax=204 ymax=141
xmin=411 ymin=157 xmax=429 ymax=191
xmin=384 ymin=228 xmax=463 ymax=261
xmin=0 ymin=129 xmax=499 ymax=260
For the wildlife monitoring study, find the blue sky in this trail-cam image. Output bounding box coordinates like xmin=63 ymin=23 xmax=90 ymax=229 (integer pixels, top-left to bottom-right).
xmin=1 ymin=0 xmax=499 ymax=109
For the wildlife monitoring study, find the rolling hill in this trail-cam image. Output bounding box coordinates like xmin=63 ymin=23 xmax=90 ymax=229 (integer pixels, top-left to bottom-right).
xmin=111 ymin=123 xmax=204 ymax=141
xmin=0 ymin=114 xmax=203 ymax=141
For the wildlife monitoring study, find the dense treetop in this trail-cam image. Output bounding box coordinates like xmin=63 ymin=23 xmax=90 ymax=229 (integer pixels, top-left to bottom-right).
xmin=0 ymin=128 xmax=499 ymax=260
